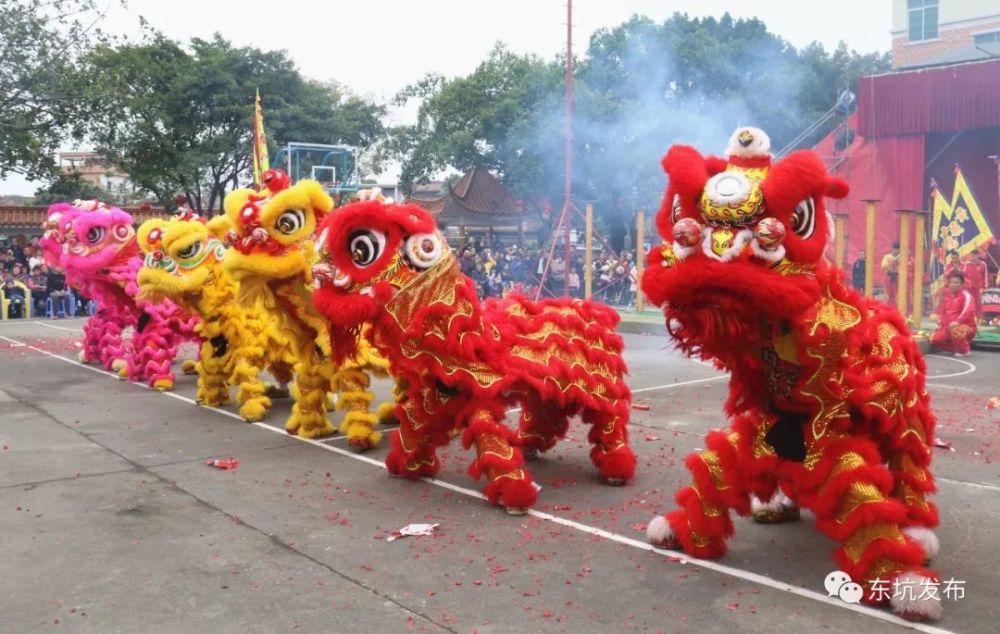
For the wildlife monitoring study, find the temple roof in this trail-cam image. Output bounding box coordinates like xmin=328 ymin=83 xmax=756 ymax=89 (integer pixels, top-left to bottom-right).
xmin=407 ymin=167 xmax=523 ymax=225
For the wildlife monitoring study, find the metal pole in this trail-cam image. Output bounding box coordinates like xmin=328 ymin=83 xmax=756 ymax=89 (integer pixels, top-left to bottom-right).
xmin=863 ymin=199 xmax=879 ymax=298
xmin=636 ymin=209 xmax=645 ymax=312
xmin=896 ymin=210 xmax=911 ymax=316
xmin=833 ymin=212 xmax=848 ymax=269
xmin=585 ymin=202 xmax=593 ymax=299
xmin=562 ymin=0 xmax=573 ymax=297
xmin=913 ymin=210 xmax=929 ymax=329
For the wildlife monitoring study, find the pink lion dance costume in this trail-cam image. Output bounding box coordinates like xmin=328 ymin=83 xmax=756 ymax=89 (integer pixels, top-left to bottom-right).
xmin=51 ymin=201 xmax=198 ymax=389
xmin=641 ymin=128 xmax=942 ymax=621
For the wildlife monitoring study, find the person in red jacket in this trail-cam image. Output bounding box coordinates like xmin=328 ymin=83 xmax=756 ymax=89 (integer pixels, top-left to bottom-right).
xmin=962 ymin=250 xmax=988 ymax=322
xmin=930 ymin=271 xmax=977 ymax=356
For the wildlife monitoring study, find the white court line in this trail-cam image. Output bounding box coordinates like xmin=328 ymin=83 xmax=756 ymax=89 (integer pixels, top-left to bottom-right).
xmin=31 ymin=320 xmax=84 ymax=333
xmin=633 ymin=374 xmax=726 ymax=393
xmin=925 ymin=355 xmax=977 ymax=380
xmin=506 ymin=375 xmax=726 ymax=414
xmin=0 ymin=331 xmax=958 ymax=633
xmin=0 ymin=318 xmax=82 ymax=328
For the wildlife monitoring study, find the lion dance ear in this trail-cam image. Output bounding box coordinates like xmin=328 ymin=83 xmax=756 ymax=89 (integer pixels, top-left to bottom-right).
xmin=223 ymin=189 xmax=255 ymax=224
xmin=826 ymin=176 xmax=850 ymax=199
xmin=298 ymin=180 xmax=335 ymax=220
xmin=205 ymin=215 xmax=232 ymax=241
xmin=655 ymin=145 xmax=712 ymax=240
xmin=137 ymin=218 xmax=169 ymax=254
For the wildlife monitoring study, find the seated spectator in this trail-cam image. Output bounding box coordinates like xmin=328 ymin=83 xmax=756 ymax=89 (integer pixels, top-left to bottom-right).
xmin=2 ymin=263 xmax=28 ymax=318
xmin=28 ymin=265 xmax=48 ymax=315
xmin=46 ymin=265 xmax=71 ymax=318
xmin=27 ymin=245 xmax=44 ymax=273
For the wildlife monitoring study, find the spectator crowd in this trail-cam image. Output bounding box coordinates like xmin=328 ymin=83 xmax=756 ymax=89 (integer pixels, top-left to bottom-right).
xmin=1 ymin=234 xmax=77 ymax=319
xmin=453 ymin=237 xmax=640 ymax=307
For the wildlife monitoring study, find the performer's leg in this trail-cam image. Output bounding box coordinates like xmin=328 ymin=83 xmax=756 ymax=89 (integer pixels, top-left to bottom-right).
xmin=385 ymin=388 xmax=444 ymax=479
xmin=647 ymin=429 xmax=750 ymax=559
xmin=195 ymin=338 xmax=230 ymax=407
xmin=954 ymin=331 xmax=971 ymax=355
xmin=332 ymin=367 xmax=382 ymax=450
xmin=582 ymin=401 xmax=636 ymax=484
xmin=80 ymin=313 xmax=105 ymax=364
xmin=287 ymin=351 xmax=335 ymax=438
xmin=515 ymin=396 xmax=568 ymax=457
xmin=231 ymin=350 xmax=271 ymax=423
xmin=929 ymin=328 xmax=953 ymax=353
xmin=801 ymin=437 xmax=940 ymax=620
xmin=464 ymin=405 xmax=537 ymax=514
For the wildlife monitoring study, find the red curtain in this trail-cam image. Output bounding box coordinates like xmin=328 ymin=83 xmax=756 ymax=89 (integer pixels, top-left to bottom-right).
xmin=815 ymin=119 xmax=925 ymax=278
xmin=858 ymin=59 xmax=1000 ymax=137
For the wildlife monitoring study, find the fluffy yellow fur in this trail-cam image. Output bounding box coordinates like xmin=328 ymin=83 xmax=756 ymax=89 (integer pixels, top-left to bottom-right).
xmin=221 ymin=180 xmax=394 ymax=446
xmin=136 ymin=216 xmax=296 ymax=421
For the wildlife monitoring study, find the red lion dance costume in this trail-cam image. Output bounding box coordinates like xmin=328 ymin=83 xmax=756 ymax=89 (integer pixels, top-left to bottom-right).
xmin=311 ymin=199 xmax=636 ymax=514
xmin=641 ymin=128 xmax=942 ymax=621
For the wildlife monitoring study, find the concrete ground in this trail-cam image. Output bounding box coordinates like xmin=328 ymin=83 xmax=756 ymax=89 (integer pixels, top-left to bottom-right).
xmin=1 ymin=317 xmax=998 ymax=634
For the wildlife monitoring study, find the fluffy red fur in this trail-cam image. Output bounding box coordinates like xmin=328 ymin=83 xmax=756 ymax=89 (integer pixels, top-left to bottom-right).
xmin=313 ymin=201 xmax=637 ymax=511
xmin=643 ymin=139 xmax=941 ymax=619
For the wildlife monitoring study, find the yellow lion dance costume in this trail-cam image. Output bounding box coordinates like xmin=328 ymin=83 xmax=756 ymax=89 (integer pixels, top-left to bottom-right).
xmin=220 ymin=169 xmax=393 ymax=445
xmin=136 ymin=214 xmax=297 ymax=421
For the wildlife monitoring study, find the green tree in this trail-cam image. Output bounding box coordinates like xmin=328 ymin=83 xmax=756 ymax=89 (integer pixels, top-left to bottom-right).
xmin=82 ymin=34 xmax=386 ymax=214
xmin=389 ymin=12 xmax=889 ymax=243
xmin=0 ymin=0 xmax=116 ymax=180
xmin=32 ymin=174 xmax=112 ymax=206
xmin=390 ymin=44 xmax=562 ymax=196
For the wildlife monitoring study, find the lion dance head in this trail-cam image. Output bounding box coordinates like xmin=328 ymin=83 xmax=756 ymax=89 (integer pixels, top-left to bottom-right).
xmin=641 ymin=127 xmax=849 ymax=359
xmin=311 ymin=199 xmax=448 ymax=359
xmin=135 ymin=215 xmax=227 ymax=302
xmin=221 ymin=169 xmax=331 ymax=297
xmin=60 ymin=200 xmax=140 ymax=277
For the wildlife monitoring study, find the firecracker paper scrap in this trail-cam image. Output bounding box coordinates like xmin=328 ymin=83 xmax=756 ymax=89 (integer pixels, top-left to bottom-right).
xmin=205 ymin=457 xmax=240 ymax=470
xmin=386 ymin=523 xmax=440 ymax=541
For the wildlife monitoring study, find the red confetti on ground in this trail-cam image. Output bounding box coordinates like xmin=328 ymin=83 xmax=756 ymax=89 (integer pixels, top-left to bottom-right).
xmin=631 ymin=522 xmax=648 ymax=532
xmin=644 ymin=434 xmax=659 ymax=441
xmin=205 ymin=457 xmax=239 ymax=470
xmin=727 ymin=602 xmax=739 ymax=611
xmin=632 ymin=401 xmax=651 ymax=411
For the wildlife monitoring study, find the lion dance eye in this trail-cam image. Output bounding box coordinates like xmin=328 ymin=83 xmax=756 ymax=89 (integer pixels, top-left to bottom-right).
xmin=177 ymin=242 xmax=202 ymax=259
xmin=404 ymin=233 xmax=444 ymax=269
xmin=671 ymin=194 xmax=682 ymax=223
xmin=112 ymin=224 xmax=132 ymax=242
xmin=275 ymin=210 xmax=305 ymax=235
xmin=348 ymin=229 xmax=385 ymax=267
xmin=791 ymin=197 xmax=816 ymax=238
xmin=86 ymin=226 xmax=106 ymax=244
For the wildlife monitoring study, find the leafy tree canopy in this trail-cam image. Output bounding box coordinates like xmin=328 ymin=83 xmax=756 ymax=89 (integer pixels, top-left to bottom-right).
xmin=391 ymin=12 xmax=890 ymax=243
xmin=82 ymin=33 xmax=386 ymax=214
xmin=0 ymin=0 xmax=117 ymax=180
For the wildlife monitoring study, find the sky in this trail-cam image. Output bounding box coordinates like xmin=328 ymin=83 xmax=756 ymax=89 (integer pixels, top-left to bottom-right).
xmin=3 ymin=0 xmax=893 ymax=195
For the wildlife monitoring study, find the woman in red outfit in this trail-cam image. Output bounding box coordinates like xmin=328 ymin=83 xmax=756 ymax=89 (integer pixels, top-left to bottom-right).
xmin=930 ymin=271 xmax=977 ymax=356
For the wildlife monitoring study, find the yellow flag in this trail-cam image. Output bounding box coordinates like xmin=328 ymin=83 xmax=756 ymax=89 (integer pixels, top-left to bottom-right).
xmin=252 ymin=90 xmax=270 ymax=190
xmin=950 ymin=165 xmax=994 ymax=254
